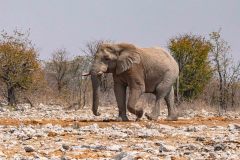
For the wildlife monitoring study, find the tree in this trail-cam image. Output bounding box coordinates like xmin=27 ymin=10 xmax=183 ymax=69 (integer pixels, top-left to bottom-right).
xmin=45 ymin=48 xmax=71 ymax=93
xmin=168 ymin=34 xmax=212 ymax=100
xmin=0 ymin=30 xmax=40 ymax=106
xmin=45 ymin=48 xmax=92 ymax=108
xmin=209 ymin=30 xmax=240 ymax=113
xmin=66 ymin=55 xmax=92 ymax=109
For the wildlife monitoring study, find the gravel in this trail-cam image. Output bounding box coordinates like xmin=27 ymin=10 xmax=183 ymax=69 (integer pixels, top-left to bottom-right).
xmin=0 ymin=103 xmax=239 ymax=159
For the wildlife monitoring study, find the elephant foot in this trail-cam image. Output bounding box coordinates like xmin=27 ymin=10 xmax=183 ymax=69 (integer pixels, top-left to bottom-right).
xmin=93 ymin=111 xmax=101 ymax=116
xmin=136 ymin=109 xmax=144 ymax=119
xmin=116 ymin=115 xmax=129 ymax=122
xmin=135 ymin=117 xmax=141 ymax=122
xmin=132 ymin=110 xmax=144 ymax=121
xmin=165 ymin=115 xmax=178 ymax=121
xmin=128 ymin=107 xmax=144 ymax=120
xmin=145 ymin=113 xmax=158 ymax=121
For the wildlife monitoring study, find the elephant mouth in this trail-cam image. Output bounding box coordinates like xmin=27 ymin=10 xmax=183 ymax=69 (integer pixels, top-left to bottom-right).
xmin=96 ymin=71 xmax=103 ymax=75
xmin=82 ymin=71 xmax=104 ymax=76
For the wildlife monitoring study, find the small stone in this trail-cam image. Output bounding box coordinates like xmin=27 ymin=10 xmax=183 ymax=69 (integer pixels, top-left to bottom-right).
xmin=131 ymin=123 xmax=142 ymax=129
xmin=201 ymin=109 xmax=211 ymax=116
xmin=149 ymin=157 xmax=160 ymax=160
xmin=159 ymin=124 xmax=175 ymax=130
xmin=214 ymin=143 xmax=226 ymax=151
xmin=72 ymin=122 xmax=80 ymax=129
xmin=0 ymin=151 xmax=5 ymax=157
xmin=208 ymin=152 xmax=217 ymax=159
xmin=196 ymin=137 xmax=205 ymax=141
xmin=0 ymin=107 xmax=4 ymax=112
xmin=103 ymin=118 xmax=110 ymax=122
xmin=228 ymin=124 xmax=240 ymax=131
xmin=62 ymin=144 xmax=70 ymax=150
xmin=48 ymin=131 xmax=58 ymax=137
xmin=185 ymin=126 xmax=197 ymax=132
xmin=107 ymin=145 xmax=122 ymax=152
xmin=81 ymin=123 xmax=99 ymax=132
xmin=203 ymin=146 xmax=214 ymax=152
xmin=105 ymin=128 xmax=128 ymax=138
xmin=228 ymin=154 xmax=240 ymax=160
xmin=9 ymin=128 xmax=16 ymax=134
xmin=157 ymin=142 xmax=176 ymax=152
xmin=131 ymin=143 xmax=146 ymax=150
xmin=184 ymin=144 xmax=199 ymax=150
xmin=185 ymin=125 xmax=207 ymax=132
xmin=114 ymin=152 xmax=134 ymax=160
xmin=72 ymin=145 xmax=87 ymax=151
xmin=137 ymin=128 xmax=160 ymax=138
xmin=61 ymin=156 xmax=71 ymax=160
xmin=24 ymin=146 xmax=35 ymax=152
xmin=80 ymin=145 xmax=106 ymax=150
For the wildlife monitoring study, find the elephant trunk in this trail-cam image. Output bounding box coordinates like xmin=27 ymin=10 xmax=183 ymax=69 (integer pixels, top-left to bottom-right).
xmin=91 ymin=74 xmax=101 ymax=116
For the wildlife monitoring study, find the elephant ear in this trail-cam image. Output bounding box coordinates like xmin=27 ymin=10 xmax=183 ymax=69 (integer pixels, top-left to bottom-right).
xmin=115 ymin=43 xmax=141 ymax=75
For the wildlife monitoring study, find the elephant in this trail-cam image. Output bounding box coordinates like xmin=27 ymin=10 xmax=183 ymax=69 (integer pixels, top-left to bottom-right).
xmin=84 ymin=43 xmax=179 ymax=121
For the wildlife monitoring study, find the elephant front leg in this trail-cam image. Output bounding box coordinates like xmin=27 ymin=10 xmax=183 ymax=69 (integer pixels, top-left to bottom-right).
xmin=114 ymin=83 xmax=128 ymax=121
xmin=127 ymin=89 xmax=143 ymax=121
xmin=145 ymin=99 xmax=161 ymax=120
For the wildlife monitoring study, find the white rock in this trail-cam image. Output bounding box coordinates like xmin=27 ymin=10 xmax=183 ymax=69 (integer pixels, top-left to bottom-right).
xmin=0 ymin=107 xmax=4 ymax=112
xmin=72 ymin=145 xmax=88 ymax=151
xmin=0 ymin=150 xmax=6 ymax=157
xmin=228 ymin=154 xmax=240 ymax=160
xmin=131 ymin=143 xmax=146 ymax=150
xmin=185 ymin=125 xmax=207 ymax=132
xmin=114 ymin=152 xmax=134 ymax=160
xmin=131 ymin=123 xmax=142 ymax=129
xmin=81 ymin=123 xmax=99 ymax=132
xmin=157 ymin=142 xmax=176 ymax=152
xmin=99 ymin=126 xmax=129 ymax=138
xmin=159 ymin=124 xmax=175 ymax=130
xmin=228 ymin=124 xmax=240 ymax=131
xmin=137 ymin=128 xmax=160 ymax=138
xmin=107 ymin=145 xmax=122 ymax=152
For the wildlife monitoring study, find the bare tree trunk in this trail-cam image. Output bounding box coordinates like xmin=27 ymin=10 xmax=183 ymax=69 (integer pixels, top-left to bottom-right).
xmin=7 ymin=85 xmax=16 ymax=106
xmin=231 ymin=84 xmax=236 ymax=109
xmin=57 ymin=81 xmax=62 ymax=93
xmin=217 ymin=64 xmax=224 ymax=115
xmin=210 ymin=30 xmax=240 ymax=114
xmin=25 ymin=96 xmax=35 ymax=108
xmin=82 ymin=81 xmax=88 ymax=108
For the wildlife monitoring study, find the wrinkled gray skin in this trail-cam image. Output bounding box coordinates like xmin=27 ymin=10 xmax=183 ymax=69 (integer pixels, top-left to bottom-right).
xmin=89 ymin=43 xmax=179 ymax=121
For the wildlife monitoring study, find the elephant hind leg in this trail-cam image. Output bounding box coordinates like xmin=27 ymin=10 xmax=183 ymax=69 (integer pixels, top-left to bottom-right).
xmin=145 ymin=82 xmax=172 ymax=120
xmin=164 ymin=86 xmax=178 ymax=121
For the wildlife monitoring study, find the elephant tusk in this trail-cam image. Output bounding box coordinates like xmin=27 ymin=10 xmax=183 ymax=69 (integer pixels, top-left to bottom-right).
xmin=97 ymin=71 xmax=103 ymax=75
xmin=82 ymin=72 xmax=90 ymax=76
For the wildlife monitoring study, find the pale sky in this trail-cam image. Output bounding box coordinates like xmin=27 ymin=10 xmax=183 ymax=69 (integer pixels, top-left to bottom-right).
xmin=0 ymin=0 xmax=239 ymax=60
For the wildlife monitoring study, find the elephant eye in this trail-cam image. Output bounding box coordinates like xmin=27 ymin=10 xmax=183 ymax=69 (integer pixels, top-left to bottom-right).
xmin=105 ymin=57 xmax=111 ymax=61
xmin=106 ymin=47 xmax=114 ymax=52
xmin=103 ymin=55 xmax=111 ymax=61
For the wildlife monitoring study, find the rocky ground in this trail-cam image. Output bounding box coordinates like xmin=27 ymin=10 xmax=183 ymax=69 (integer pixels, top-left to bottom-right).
xmin=0 ymin=104 xmax=239 ymax=160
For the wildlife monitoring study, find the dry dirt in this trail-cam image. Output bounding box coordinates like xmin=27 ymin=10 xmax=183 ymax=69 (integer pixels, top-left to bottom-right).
xmin=0 ymin=104 xmax=239 ymax=160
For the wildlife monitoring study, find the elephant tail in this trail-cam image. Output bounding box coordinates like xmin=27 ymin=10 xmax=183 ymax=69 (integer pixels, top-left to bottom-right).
xmin=176 ymin=76 xmax=180 ymax=103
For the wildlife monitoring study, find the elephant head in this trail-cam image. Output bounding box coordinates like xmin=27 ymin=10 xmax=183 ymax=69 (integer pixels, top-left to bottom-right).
xmin=84 ymin=43 xmax=141 ymax=116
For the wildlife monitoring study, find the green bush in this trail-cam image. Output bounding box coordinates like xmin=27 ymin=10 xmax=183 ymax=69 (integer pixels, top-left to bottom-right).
xmin=168 ymin=34 xmax=212 ymax=100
